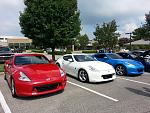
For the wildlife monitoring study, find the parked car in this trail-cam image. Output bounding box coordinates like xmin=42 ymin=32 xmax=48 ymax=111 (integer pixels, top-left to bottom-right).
xmin=4 ymin=54 xmax=66 ymax=97
xmin=92 ymin=53 xmax=144 ymax=76
xmin=130 ymin=50 xmax=145 ymax=57
xmin=135 ymin=50 xmax=150 ymax=72
xmin=56 ymin=54 xmax=116 ymax=83
xmin=116 ymin=52 xmax=137 ymax=60
xmin=0 ymin=46 xmax=13 ymax=63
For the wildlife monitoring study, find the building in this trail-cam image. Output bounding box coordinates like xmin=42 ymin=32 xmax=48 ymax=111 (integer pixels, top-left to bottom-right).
xmin=0 ymin=36 xmax=32 ymax=49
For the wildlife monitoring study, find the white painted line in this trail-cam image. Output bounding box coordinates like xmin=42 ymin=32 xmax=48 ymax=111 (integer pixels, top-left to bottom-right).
xmin=117 ymin=77 xmax=150 ymax=86
xmin=67 ymin=81 xmax=119 ymax=102
xmin=0 ymin=91 xmax=12 ymax=113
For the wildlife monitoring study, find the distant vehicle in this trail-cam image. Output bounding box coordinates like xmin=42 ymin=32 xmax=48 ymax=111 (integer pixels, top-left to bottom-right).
xmin=46 ymin=48 xmax=66 ymax=53
xmin=136 ymin=50 xmax=150 ymax=72
xmin=4 ymin=54 xmax=66 ymax=97
xmin=0 ymin=46 xmax=13 ymax=63
xmin=92 ymin=53 xmax=144 ymax=76
xmin=130 ymin=50 xmax=145 ymax=57
xmin=116 ymin=52 xmax=137 ymax=60
xmin=56 ymin=54 xmax=116 ymax=83
xmin=119 ymin=49 xmax=129 ymax=52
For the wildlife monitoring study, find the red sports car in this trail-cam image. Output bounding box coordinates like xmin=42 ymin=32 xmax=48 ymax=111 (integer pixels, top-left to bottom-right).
xmin=4 ymin=54 xmax=67 ymax=97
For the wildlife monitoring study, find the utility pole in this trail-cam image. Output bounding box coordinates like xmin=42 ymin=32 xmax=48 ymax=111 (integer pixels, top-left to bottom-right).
xmin=125 ymin=32 xmax=132 ymax=51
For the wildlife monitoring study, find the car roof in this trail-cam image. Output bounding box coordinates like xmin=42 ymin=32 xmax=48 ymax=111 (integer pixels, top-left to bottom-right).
xmin=63 ymin=53 xmax=87 ymax=56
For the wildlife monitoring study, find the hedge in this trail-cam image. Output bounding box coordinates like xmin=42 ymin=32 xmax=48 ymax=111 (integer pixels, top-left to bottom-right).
xmin=47 ymin=50 xmax=72 ymax=55
xmin=82 ymin=50 xmax=97 ymax=53
xmin=31 ymin=49 xmax=44 ymax=53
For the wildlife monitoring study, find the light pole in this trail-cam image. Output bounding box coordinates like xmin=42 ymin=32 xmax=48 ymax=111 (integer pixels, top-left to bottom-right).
xmin=125 ymin=32 xmax=132 ymax=51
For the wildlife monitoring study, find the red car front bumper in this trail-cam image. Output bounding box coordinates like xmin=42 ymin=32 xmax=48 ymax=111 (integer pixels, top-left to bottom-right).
xmin=15 ymin=76 xmax=67 ymax=97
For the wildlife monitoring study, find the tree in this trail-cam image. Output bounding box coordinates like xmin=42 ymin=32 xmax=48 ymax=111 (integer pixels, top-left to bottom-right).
xmin=19 ymin=0 xmax=80 ymax=60
xmin=93 ymin=20 xmax=120 ymax=50
xmin=133 ymin=12 xmax=150 ymax=41
xmin=76 ymin=34 xmax=89 ymax=50
xmin=118 ymin=38 xmax=130 ymax=47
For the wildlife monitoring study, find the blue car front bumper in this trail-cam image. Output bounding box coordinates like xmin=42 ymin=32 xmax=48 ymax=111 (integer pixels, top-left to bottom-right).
xmin=126 ymin=66 xmax=144 ymax=75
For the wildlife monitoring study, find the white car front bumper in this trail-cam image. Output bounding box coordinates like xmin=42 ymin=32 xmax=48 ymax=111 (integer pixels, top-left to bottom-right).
xmin=88 ymin=70 xmax=116 ymax=82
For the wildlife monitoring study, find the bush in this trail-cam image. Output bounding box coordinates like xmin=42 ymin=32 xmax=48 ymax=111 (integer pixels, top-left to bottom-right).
xmin=47 ymin=50 xmax=72 ymax=55
xmin=82 ymin=50 xmax=97 ymax=53
xmin=31 ymin=49 xmax=44 ymax=53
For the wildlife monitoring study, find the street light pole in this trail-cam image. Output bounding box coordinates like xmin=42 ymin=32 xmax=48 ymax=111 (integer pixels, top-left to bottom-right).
xmin=125 ymin=32 xmax=132 ymax=51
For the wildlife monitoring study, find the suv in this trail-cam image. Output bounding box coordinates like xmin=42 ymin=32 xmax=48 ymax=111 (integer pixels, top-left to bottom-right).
xmin=0 ymin=47 xmax=13 ymax=63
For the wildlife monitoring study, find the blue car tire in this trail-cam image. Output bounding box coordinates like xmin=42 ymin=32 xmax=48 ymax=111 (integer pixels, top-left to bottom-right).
xmin=115 ymin=65 xmax=126 ymax=76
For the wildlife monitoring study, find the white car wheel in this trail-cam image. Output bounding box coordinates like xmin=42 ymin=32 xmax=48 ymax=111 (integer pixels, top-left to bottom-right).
xmin=78 ymin=69 xmax=89 ymax=82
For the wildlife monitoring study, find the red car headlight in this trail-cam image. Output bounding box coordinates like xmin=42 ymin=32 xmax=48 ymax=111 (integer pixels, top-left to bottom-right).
xmin=19 ymin=72 xmax=31 ymax=82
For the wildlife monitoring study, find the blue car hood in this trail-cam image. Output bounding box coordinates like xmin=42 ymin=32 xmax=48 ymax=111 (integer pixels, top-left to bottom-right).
xmin=113 ymin=59 xmax=143 ymax=66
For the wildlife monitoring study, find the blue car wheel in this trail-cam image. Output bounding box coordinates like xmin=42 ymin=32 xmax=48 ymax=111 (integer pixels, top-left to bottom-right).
xmin=115 ymin=65 xmax=126 ymax=76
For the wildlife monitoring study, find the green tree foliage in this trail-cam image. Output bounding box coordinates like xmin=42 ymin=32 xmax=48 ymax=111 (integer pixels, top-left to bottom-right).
xmin=133 ymin=12 xmax=150 ymax=41
xmin=19 ymin=0 xmax=80 ymax=60
xmin=76 ymin=34 xmax=89 ymax=50
xmin=93 ymin=20 xmax=120 ymax=49
xmin=118 ymin=38 xmax=130 ymax=47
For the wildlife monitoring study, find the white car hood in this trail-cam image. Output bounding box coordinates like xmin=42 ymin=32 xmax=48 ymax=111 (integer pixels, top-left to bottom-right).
xmin=78 ymin=61 xmax=114 ymax=71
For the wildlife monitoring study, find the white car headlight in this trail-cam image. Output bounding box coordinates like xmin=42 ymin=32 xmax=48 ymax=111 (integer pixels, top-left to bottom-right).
xmin=88 ymin=66 xmax=99 ymax=72
xmin=60 ymin=69 xmax=65 ymax=77
xmin=19 ymin=72 xmax=31 ymax=82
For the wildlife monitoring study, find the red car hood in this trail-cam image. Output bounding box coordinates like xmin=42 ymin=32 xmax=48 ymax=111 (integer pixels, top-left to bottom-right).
xmin=16 ymin=64 xmax=61 ymax=81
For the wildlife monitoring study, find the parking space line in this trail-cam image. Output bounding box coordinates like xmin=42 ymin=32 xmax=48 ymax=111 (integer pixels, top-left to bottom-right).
xmin=0 ymin=91 xmax=12 ymax=113
xmin=117 ymin=77 xmax=150 ymax=86
xmin=67 ymin=81 xmax=119 ymax=102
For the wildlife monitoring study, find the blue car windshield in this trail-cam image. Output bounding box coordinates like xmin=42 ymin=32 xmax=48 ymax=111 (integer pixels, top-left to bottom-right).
xmin=107 ymin=54 xmax=123 ymax=59
xmin=74 ymin=55 xmax=96 ymax=62
xmin=14 ymin=56 xmax=49 ymax=65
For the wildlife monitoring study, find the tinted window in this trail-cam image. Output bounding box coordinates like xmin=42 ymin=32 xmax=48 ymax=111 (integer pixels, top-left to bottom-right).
xmin=74 ymin=55 xmax=96 ymax=62
xmin=63 ymin=55 xmax=73 ymax=61
xmin=95 ymin=54 xmax=107 ymax=58
xmin=107 ymin=54 xmax=123 ymax=59
xmin=14 ymin=56 xmax=49 ymax=65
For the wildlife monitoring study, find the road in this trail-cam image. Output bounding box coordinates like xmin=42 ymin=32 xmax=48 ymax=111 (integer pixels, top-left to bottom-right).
xmin=1 ymin=72 xmax=150 ymax=113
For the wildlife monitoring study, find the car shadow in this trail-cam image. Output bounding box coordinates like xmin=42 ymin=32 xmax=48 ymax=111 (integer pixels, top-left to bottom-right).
xmin=125 ymin=87 xmax=150 ymax=97
xmin=15 ymin=90 xmax=64 ymax=100
xmin=67 ymin=74 xmax=114 ymax=85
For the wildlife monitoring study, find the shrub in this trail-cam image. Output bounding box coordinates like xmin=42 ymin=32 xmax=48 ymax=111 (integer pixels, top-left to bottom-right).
xmin=82 ymin=50 xmax=97 ymax=53
xmin=31 ymin=49 xmax=44 ymax=53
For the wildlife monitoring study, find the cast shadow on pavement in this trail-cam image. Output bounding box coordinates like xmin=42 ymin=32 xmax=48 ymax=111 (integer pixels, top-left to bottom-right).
xmin=125 ymin=87 xmax=150 ymax=97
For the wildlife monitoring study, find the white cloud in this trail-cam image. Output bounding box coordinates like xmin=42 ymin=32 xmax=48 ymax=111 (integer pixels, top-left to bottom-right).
xmin=78 ymin=0 xmax=150 ymax=38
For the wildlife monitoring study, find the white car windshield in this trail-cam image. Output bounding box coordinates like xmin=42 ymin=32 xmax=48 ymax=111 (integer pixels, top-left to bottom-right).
xmin=74 ymin=55 xmax=96 ymax=62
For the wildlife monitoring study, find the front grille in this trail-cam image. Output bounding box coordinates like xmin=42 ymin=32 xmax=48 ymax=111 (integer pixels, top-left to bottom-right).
xmin=33 ymin=83 xmax=60 ymax=92
xmin=102 ymin=74 xmax=113 ymax=79
xmin=137 ymin=68 xmax=143 ymax=72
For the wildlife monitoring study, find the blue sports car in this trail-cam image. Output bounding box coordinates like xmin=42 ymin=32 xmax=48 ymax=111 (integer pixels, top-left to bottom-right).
xmin=92 ymin=53 xmax=144 ymax=76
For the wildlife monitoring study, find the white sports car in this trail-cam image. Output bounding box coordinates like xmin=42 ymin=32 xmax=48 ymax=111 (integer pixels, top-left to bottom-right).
xmin=56 ymin=54 xmax=116 ymax=83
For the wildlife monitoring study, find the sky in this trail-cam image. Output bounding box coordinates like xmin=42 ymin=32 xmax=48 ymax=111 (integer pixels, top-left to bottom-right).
xmin=0 ymin=0 xmax=150 ymax=39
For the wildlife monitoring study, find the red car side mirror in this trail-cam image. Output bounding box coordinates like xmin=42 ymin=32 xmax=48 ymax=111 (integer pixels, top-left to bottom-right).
xmin=49 ymin=59 xmax=55 ymax=64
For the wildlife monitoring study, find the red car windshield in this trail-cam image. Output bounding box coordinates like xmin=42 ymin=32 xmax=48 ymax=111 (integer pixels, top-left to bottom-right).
xmin=14 ymin=56 xmax=49 ymax=65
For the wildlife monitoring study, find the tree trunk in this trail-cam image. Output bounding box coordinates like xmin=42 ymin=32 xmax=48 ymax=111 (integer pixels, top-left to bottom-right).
xmin=52 ymin=47 xmax=55 ymax=61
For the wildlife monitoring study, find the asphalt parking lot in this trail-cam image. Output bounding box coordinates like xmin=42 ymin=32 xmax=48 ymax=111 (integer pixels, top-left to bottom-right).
xmin=1 ymin=72 xmax=150 ymax=113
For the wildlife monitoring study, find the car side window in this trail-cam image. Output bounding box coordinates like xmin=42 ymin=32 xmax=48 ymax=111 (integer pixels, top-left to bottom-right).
xmin=63 ymin=56 xmax=73 ymax=61
xmin=95 ymin=54 xmax=107 ymax=58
